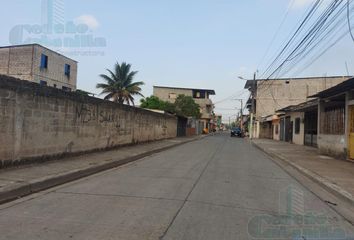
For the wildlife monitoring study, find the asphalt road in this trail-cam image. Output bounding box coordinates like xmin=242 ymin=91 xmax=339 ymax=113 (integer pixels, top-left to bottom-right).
xmin=0 ymin=133 xmax=353 ymax=240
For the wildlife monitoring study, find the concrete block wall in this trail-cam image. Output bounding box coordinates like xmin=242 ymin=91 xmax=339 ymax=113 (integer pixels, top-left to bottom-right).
xmin=0 ymin=75 xmax=177 ymax=167
xmin=0 ymin=46 xmax=33 ymax=81
xmin=317 ymin=135 xmax=347 ymax=159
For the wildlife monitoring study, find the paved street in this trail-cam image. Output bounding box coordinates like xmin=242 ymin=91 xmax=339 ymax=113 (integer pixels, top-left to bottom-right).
xmin=0 ymin=133 xmax=353 ymax=240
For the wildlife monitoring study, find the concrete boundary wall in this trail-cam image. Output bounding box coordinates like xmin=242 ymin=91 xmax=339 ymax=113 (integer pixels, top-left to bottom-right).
xmin=0 ymin=75 xmax=177 ymax=167
xmin=317 ymin=134 xmax=347 ymax=159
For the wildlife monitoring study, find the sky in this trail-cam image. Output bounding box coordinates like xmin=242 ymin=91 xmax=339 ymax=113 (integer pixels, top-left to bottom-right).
xmin=1 ymin=0 xmax=354 ymax=122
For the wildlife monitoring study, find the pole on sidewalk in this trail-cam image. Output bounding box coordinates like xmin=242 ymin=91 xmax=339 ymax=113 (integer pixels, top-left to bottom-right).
xmin=233 ymin=99 xmax=244 ymax=132
xmin=240 ymin=99 xmax=243 ymax=131
xmin=250 ymin=72 xmax=256 ymax=139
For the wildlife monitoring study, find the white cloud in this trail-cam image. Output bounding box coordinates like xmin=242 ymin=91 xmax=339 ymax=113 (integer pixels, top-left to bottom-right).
xmin=75 ymin=15 xmax=99 ymax=30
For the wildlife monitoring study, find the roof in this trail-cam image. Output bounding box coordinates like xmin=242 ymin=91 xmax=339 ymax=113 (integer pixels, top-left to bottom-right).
xmin=0 ymin=43 xmax=78 ymax=63
xmin=276 ymin=99 xmax=318 ymax=113
xmin=153 ymin=85 xmax=215 ymax=95
xmin=309 ymin=77 xmax=354 ymax=98
xmin=243 ymin=75 xmax=352 ymax=89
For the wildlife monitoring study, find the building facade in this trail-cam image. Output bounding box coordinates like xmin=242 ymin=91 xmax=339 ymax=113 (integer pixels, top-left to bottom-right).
xmin=244 ymin=76 xmax=351 ymax=139
xmin=0 ymin=44 xmax=77 ymax=91
xmin=311 ymin=78 xmax=354 ymax=160
xmin=274 ymin=100 xmax=318 ymax=146
xmin=269 ymin=78 xmax=354 ymax=160
xmin=153 ymin=86 xmax=215 ymax=130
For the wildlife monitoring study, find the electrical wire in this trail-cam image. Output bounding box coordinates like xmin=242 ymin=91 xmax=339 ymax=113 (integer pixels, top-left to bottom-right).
xmin=213 ymin=89 xmax=248 ymax=105
xmin=256 ymin=0 xmax=295 ymax=71
xmin=266 ymin=0 xmax=343 ymax=79
xmin=282 ymin=0 xmax=354 ymax=76
xmin=348 ymin=0 xmax=354 ymax=42
xmin=259 ymin=0 xmax=352 ymax=81
xmin=259 ymin=0 xmax=323 ymax=79
xmin=251 ymin=0 xmax=354 ymax=112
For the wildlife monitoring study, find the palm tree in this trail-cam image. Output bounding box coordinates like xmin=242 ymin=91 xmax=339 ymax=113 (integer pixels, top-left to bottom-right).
xmin=96 ymin=62 xmax=144 ymax=105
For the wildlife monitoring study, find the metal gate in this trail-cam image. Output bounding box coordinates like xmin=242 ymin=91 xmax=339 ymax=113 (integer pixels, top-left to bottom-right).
xmin=304 ymin=111 xmax=318 ymax=147
xmin=280 ymin=118 xmax=285 ymax=141
xmin=177 ymin=116 xmax=187 ymax=137
xmin=285 ymin=116 xmax=292 ymax=142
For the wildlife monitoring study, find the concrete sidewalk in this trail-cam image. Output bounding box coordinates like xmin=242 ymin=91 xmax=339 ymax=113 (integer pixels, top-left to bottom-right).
xmin=253 ymin=139 xmax=354 ymax=206
xmin=0 ymin=135 xmax=204 ymax=204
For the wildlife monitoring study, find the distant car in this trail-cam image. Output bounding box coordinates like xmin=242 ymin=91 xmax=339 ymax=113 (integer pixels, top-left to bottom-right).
xmin=230 ymin=127 xmax=243 ymax=137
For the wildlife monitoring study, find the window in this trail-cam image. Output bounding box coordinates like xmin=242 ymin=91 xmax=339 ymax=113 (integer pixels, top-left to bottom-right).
xmin=40 ymin=54 xmax=48 ymax=69
xmin=39 ymin=80 xmax=47 ymax=86
xmin=169 ymin=93 xmax=177 ymax=99
xmin=62 ymin=86 xmax=72 ymax=92
xmin=64 ymin=64 xmax=71 ymax=77
xmin=193 ymin=90 xmax=205 ymax=99
xmin=206 ymin=104 xmax=212 ymax=114
xmin=295 ymin=118 xmax=300 ymax=134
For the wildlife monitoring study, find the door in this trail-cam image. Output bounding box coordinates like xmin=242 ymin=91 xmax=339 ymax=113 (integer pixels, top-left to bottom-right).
xmin=349 ymin=106 xmax=354 ymax=159
xmin=177 ymin=117 xmax=187 ymax=137
xmin=285 ymin=116 xmax=291 ymax=142
xmin=280 ymin=118 xmax=285 ymax=141
xmin=289 ymin=121 xmax=293 ymax=143
xmin=304 ymin=111 xmax=318 ymax=147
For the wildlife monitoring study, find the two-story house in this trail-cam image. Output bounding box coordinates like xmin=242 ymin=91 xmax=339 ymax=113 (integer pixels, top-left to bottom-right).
xmin=153 ymin=86 xmax=215 ymax=130
xmin=0 ymin=44 xmax=77 ymax=91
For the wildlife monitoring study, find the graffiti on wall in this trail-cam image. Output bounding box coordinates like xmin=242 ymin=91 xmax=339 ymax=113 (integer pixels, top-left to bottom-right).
xmin=75 ymin=103 xmax=132 ymax=134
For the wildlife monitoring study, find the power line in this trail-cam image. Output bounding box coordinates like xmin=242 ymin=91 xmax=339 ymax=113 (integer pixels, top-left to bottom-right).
xmin=285 ymin=1 xmax=354 ymax=76
xmin=260 ymin=0 xmax=323 ymax=79
xmin=348 ymin=0 xmax=354 ymax=42
xmin=213 ymin=89 xmax=248 ymax=105
xmin=266 ymin=0 xmax=342 ymax=79
xmin=257 ymin=0 xmax=295 ymax=70
xmin=251 ymin=0 xmax=354 ymax=110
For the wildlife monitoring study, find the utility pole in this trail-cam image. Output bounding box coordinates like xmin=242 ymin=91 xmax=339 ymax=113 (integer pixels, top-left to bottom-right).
xmin=250 ymin=72 xmax=256 ymax=139
xmin=240 ymin=100 xmax=243 ymax=131
xmin=238 ymin=72 xmax=257 ymax=138
xmin=234 ymin=99 xmax=243 ymax=131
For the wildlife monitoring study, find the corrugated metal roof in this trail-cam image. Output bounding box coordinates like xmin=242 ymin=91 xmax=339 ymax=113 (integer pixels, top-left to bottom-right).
xmin=276 ymin=99 xmax=318 ymax=112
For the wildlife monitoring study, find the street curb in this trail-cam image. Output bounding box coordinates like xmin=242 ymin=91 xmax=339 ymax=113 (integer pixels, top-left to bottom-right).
xmin=0 ymin=136 xmax=204 ymax=205
xmin=251 ymin=141 xmax=354 ymax=207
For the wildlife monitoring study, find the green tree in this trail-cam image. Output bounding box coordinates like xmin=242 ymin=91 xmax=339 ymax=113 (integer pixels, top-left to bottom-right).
xmin=140 ymin=96 xmax=175 ymax=113
xmin=174 ymin=95 xmax=201 ymax=118
xmin=96 ymin=62 xmax=144 ymax=105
